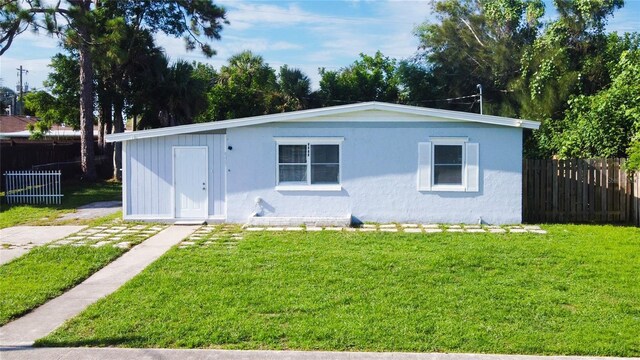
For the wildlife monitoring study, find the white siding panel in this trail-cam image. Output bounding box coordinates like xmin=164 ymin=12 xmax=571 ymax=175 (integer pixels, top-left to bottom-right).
xmin=150 ymin=137 xmax=158 ymax=214
xmin=125 ymin=133 xmax=226 ymax=218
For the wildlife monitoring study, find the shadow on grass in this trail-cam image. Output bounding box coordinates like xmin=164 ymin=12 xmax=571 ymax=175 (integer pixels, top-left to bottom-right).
xmin=0 ymin=180 xmax=122 ymax=228
xmin=0 ymin=180 xmax=121 ymax=211
xmin=34 ymin=336 xmax=145 ymax=348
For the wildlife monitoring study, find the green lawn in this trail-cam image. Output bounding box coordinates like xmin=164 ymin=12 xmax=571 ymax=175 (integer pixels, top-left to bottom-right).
xmin=0 ymin=245 xmax=121 ymax=325
xmin=38 ymin=225 xmax=640 ymax=356
xmin=0 ymin=181 xmax=121 ymax=229
xmin=0 ymin=221 xmax=165 ymax=326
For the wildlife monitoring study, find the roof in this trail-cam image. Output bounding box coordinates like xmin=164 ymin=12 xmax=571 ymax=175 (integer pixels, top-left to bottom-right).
xmin=0 ymin=115 xmax=38 ymax=133
xmin=106 ymin=102 xmax=540 ymax=143
xmin=0 ymin=115 xmax=98 ymax=139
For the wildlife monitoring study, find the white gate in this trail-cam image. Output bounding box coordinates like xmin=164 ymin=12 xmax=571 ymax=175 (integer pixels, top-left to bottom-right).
xmin=3 ymin=170 xmax=63 ymax=205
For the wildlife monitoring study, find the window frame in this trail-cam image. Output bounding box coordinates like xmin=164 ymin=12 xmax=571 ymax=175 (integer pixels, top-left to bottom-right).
xmin=274 ymin=137 xmax=344 ymax=191
xmin=431 ymin=137 xmax=468 ymax=192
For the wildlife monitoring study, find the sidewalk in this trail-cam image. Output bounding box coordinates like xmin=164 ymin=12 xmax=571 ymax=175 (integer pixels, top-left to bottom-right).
xmin=0 ymin=225 xmax=198 ymax=346
xmin=0 ymin=347 xmax=633 ymax=360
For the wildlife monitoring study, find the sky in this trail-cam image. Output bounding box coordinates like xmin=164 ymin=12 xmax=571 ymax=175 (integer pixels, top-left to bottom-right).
xmin=1 ymin=0 xmax=639 ymax=92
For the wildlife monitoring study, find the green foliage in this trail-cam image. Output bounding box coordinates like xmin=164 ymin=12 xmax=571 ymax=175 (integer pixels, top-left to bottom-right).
xmin=137 ymin=58 xmax=210 ymax=128
xmin=43 ymin=54 xmax=81 ymax=127
xmin=0 ymin=86 xmax=15 ymax=112
xmin=625 ymin=139 xmax=640 ymax=172
xmin=514 ymin=1 xmax=628 ymax=157
xmin=202 ymin=51 xmax=278 ymax=121
xmin=396 ymin=60 xmax=436 ymax=106
xmin=39 ymin=226 xmax=640 ymax=355
xmin=553 ymin=49 xmax=640 ymax=158
xmin=274 ymin=65 xmax=312 ymax=112
xmin=319 ymin=51 xmax=400 ymax=105
xmin=415 ymin=0 xmax=543 ymax=115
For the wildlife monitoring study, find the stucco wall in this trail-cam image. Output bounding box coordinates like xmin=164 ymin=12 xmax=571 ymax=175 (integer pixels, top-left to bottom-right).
xmin=226 ymin=121 xmax=523 ymax=224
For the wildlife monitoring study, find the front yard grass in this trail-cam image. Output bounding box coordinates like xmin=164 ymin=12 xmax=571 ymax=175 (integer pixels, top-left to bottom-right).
xmin=0 ymin=180 xmax=121 ymax=229
xmin=38 ymin=224 xmax=640 ymax=356
xmin=0 ymin=221 xmax=165 ymax=326
xmin=0 ymin=245 xmax=121 ymax=325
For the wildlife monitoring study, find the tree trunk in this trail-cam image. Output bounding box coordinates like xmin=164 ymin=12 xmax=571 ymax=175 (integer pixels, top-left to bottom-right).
xmin=77 ymin=6 xmax=96 ymax=181
xmin=100 ymin=93 xmax=114 ymax=175
xmin=113 ymin=95 xmax=124 ymax=180
xmin=98 ymin=119 xmax=105 ymax=151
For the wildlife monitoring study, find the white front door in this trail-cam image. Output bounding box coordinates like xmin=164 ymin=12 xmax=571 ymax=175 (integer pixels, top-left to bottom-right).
xmin=174 ymin=147 xmax=208 ymax=219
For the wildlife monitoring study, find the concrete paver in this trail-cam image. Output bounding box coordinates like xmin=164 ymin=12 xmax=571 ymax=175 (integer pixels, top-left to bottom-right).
xmin=0 ymin=347 xmax=632 ymax=360
xmin=0 ymin=226 xmax=86 ymax=265
xmin=0 ymin=225 xmax=198 ymax=347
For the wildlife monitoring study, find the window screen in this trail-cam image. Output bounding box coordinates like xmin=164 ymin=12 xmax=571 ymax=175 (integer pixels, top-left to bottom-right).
xmin=433 ymin=145 xmax=462 ymax=185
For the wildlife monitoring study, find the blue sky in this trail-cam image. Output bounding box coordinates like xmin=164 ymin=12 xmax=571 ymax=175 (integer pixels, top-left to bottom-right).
xmin=1 ymin=0 xmax=639 ymax=92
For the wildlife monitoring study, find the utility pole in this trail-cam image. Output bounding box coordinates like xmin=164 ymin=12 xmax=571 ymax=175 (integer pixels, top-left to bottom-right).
xmin=476 ymin=84 xmax=483 ymax=115
xmin=16 ymin=65 xmax=28 ymax=115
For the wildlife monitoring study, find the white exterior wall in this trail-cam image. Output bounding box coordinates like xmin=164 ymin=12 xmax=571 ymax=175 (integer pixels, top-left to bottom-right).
xmin=225 ymin=119 xmax=523 ymax=225
xmin=124 ymin=134 xmax=225 ymax=220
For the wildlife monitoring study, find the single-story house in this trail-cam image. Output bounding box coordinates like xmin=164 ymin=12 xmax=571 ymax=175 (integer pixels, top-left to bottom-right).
xmin=106 ymin=102 xmax=540 ymax=225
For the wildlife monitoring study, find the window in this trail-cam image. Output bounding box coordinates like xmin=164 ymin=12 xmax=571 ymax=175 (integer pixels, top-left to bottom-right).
xmin=417 ymin=138 xmax=479 ymax=192
xmin=275 ymin=137 xmax=343 ymax=190
xmin=433 ymin=145 xmax=463 ymax=185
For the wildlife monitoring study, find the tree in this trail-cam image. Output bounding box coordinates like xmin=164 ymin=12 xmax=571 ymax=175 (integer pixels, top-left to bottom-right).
xmin=44 ymin=53 xmax=80 ymax=128
xmin=396 ymin=60 xmax=437 ymax=106
xmin=0 ymin=86 xmax=16 ymax=114
xmin=515 ymin=1 xmax=628 ymax=157
xmin=1 ymin=0 xmax=227 ymax=180
xmin=414 ymin=0 xmax=544 ymax=115
xmin=319 ymin=51 xmax=400 ymax=105
xmin=554 ymin=49 xmax=640 ymax=159
xmin=274 ymin=65 xmax=311 ymax=112
xmin=136 ymin=58 xmax=209 ymax=129
xmin=22 ymin=90 xmax=56 ymax=139
xmin=203 ymin=51 xmax=278 ymax=120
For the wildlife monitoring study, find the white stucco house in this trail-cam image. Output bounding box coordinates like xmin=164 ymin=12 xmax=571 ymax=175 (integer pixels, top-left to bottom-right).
xmin=106 ymin=102 xmax=539 ymax=225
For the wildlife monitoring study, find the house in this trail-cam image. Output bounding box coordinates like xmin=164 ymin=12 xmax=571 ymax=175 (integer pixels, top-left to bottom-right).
xmin=106 ymin=102 xmax=540 ymax=225
xmin=0 ymin=115 xmax=97 ymax=139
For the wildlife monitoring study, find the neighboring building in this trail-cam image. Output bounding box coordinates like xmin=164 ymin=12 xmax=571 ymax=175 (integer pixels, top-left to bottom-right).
xmin=0 ymin=116 xmax=103 ymax=183
xmin=106 ymin=102 xmax=540 ymax=225
xmin=0 ymin=115 xmax=95 ymax=139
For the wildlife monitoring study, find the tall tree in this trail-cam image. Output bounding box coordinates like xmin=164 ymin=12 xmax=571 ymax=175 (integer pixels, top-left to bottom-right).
xmin=514 ymin=0 xmax=626 ymax=157
xmin=274 ymin=65 xmax=312 ymax=112
xmin=319 ymin=51 xmax=400 ymax=105
xmin=414 ymin=0 xmax=544 ymax=114
xmin=1 ymin=0 xmax=227 ymax=180
xmin=136 ymin=58 xmax=209 ymax=129
xmin=203 ymin=51 xmax=278 ymax=120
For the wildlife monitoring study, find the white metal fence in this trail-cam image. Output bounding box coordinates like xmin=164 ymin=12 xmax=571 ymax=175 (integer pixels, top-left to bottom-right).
xmin=3 ymin=170 xmax=63 ymax=205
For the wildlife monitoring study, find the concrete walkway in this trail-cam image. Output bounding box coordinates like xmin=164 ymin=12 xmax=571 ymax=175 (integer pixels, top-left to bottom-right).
xmin=0 ymin=226 xmax=87 ymax=265
xmin=0 ymin=225 xmax=198 ymax=347
xmin=0 ymin=348 xmax=634 ymax=360
xmin=57 ymin=201 xmax=122 ymax=221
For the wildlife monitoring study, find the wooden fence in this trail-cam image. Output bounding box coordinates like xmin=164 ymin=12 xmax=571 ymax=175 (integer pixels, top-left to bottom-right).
xmin=523 ymin=158 xmax=639 ymax=225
